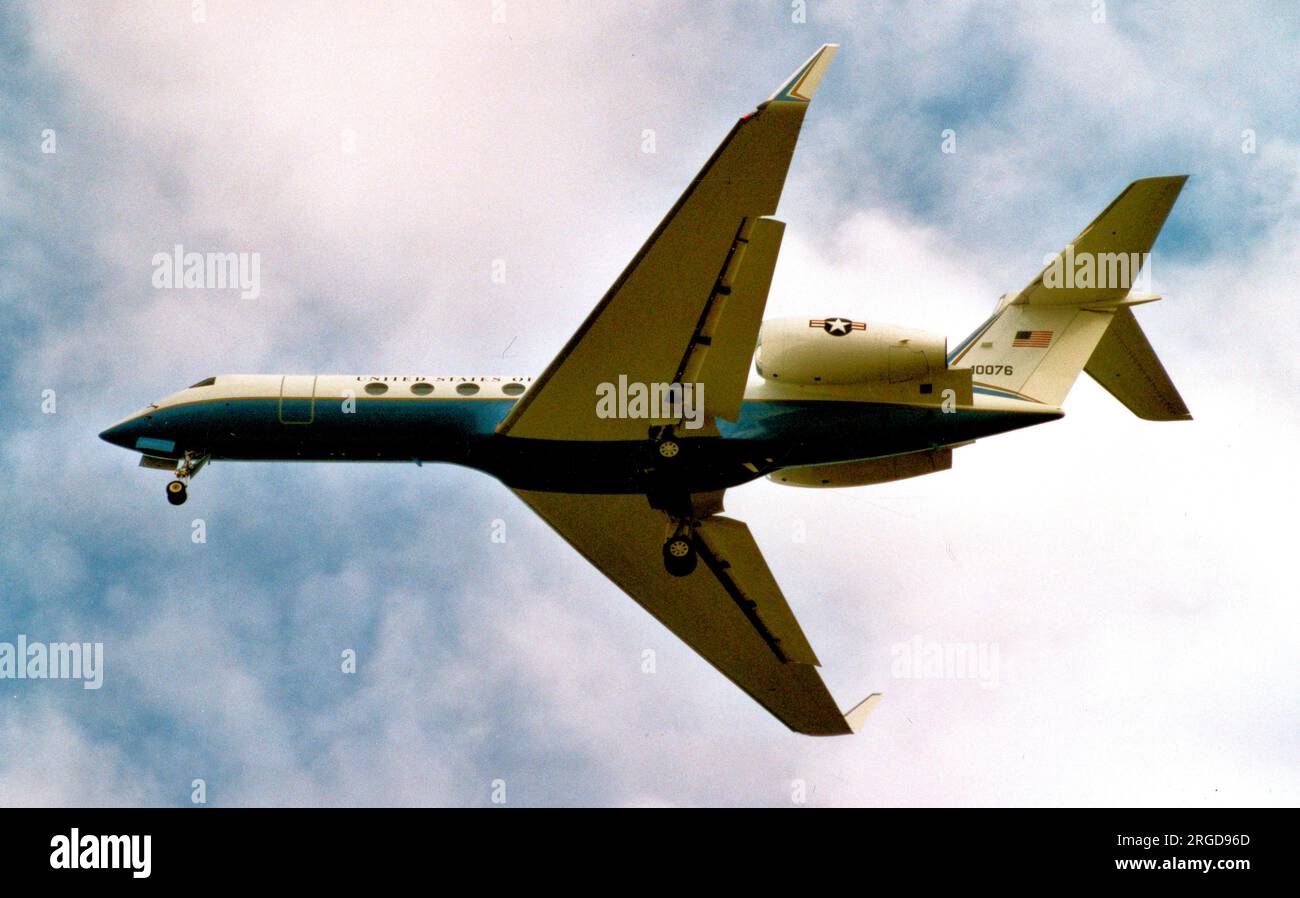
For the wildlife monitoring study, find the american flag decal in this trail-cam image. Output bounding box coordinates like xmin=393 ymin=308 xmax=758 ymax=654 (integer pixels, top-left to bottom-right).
xmin=1012 ymin=330 xmax=1053 ymax=348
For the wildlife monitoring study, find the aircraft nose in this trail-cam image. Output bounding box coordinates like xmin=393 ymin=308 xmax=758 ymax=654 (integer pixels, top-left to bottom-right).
xmin=99 ymin=420 xmax=136 ymax=449
xmin=99 ymin=424 xmax=124 ymax=447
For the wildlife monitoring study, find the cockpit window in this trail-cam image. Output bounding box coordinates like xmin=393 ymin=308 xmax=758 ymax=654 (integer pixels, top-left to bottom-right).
xmin=188 ymin=377 xmax=217 ymax=389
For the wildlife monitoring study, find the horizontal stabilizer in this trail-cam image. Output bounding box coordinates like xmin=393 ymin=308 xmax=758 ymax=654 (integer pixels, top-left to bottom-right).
xmin=1020 ymin=175 xmax=1188 ymax=307
xmin=1085 ymin=306 xmax=1192 ymax=420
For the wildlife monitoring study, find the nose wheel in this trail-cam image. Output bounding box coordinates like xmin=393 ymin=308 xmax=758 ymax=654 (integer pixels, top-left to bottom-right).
xmin=166 ymin=479 xmax=188 ymax=505
xmin=164 ymin=450 xmax=207 ymax=506
xmin=662 ymin=531 xmax=697 ymax=577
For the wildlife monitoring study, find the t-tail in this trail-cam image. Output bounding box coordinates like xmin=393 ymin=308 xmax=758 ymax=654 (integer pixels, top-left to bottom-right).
xmin=949 ymin=175 xmax=1192 ymax=420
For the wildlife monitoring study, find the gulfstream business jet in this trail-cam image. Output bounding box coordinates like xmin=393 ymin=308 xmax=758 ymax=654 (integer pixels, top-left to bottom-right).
xmin=101 ymin=45 xmax=1191 ymax=736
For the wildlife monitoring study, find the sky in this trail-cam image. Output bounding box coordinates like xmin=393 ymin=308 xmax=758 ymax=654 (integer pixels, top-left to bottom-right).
xmin=1 ymin=0 xmax=1297 ymax=807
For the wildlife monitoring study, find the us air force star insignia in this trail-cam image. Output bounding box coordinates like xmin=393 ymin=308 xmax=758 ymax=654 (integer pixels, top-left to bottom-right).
xmin=809 ymin=317 xmax=865 ymax=335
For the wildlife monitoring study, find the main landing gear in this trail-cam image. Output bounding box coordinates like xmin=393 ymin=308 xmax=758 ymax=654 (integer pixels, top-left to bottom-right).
xmin=165 ymin=450 xmax=208 ymax=506
xmin=647 ymin=429 xmax=706 ymax=577
xmin=647 ymin=423 xmax=684 ymax=466
xmin=662 ymin=529 xmax=697 ymax=577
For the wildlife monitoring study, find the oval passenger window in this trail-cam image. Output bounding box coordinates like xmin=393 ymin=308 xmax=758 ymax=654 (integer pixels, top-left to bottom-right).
xmin=502 ymin=382 xmax=525 ymax=396
xmin=411 ymin=383 xmax=434 ymax=396
xmin=455 ymin=383 xmax=480 ymax=396
xmin=364 ymin=383 xmax=388 ymax=395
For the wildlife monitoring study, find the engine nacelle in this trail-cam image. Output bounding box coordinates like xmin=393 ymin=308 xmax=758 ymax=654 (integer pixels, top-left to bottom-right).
xmin=755 ymin=317 xmax=947 ymax=385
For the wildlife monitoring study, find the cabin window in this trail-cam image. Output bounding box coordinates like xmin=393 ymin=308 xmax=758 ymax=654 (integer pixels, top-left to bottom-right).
xmin=365 ymin=383 xmax=389 ymax=396
xmin=410 ymin=383 xmax=434 ymax=396
xmin=455 ymin=383 xmax=480 ymax=396
xmin=502 ymin=382 xmax=525 ymax=396
xmin=188 ymin=377 xmax=217 ymax=389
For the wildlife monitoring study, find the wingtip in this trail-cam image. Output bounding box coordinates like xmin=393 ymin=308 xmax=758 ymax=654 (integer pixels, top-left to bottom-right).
xmin=766 ymin=43 xmax=839 ymax=104
xmin=843 ymin=692 xmax=883 ymax=734
xmin=1131 ymin=174 xmax=1191 ymax=189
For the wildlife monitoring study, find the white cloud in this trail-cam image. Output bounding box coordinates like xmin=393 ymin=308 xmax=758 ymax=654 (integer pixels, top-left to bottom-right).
xmin=0 ymin=703 xmax=157 ymax=806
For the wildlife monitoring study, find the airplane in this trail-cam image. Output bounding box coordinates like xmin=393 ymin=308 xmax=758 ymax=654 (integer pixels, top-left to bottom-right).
xmin=100 ymin=44 xmax=1191 ymax=736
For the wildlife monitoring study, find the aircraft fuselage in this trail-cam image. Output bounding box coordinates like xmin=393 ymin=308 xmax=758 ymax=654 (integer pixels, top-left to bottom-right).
xmin=99 ymin=374 xmax=1060 ymax=494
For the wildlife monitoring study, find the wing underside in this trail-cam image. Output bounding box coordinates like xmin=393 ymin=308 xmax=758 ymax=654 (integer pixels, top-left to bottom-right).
xmin=498 ymin=44 xmax=839 ymax=441
xmin=513 ymin=489 xmax=879 ymax=736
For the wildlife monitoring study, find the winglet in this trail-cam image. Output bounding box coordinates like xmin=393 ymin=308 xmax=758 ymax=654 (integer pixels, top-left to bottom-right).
xmin=765 ymin=43 xmax=839 ymax=104
xmin=843 ymin=692 xmax=883 ymax=734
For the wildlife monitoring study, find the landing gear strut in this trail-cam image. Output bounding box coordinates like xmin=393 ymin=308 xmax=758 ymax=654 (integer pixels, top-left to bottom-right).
xmin=662 ymin=529 xmax=697 ymax=577
xmin=646 ymin=431 xmax=714 ymax=576
xmin=166 ymin=450 xmax=208 ymax=507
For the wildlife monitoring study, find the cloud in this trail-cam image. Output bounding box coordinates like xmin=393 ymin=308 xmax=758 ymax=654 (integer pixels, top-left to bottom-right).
xmin=0 ymin=702 xmax=157 ymax=806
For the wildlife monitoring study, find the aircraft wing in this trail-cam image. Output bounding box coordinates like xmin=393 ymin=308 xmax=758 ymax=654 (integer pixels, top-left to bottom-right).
xmin=498 ymin=44 xmax=838 ymax=439
xmin=513 ymin=488 xmax=881 ymax=736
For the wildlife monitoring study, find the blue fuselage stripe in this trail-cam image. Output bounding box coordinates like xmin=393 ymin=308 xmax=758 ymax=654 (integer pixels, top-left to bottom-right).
xmin=102 ymin=396 xmax=1061 ymax=493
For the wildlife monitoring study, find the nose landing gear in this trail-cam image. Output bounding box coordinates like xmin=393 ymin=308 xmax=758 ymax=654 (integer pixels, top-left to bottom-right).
xmin=166 ymin=480 xmax=188 ymax=505
xmin=165 ymin=450 xmax=208 ymax=506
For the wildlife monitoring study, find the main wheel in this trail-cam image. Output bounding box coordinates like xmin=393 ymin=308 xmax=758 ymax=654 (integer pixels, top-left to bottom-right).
xmin=656 ymin=439 xmax=680 ymax=459
xmin=662 ymin=535 xmax=697 ymax=577
xmin=166 ymin=480 xmax=188 ymax=506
